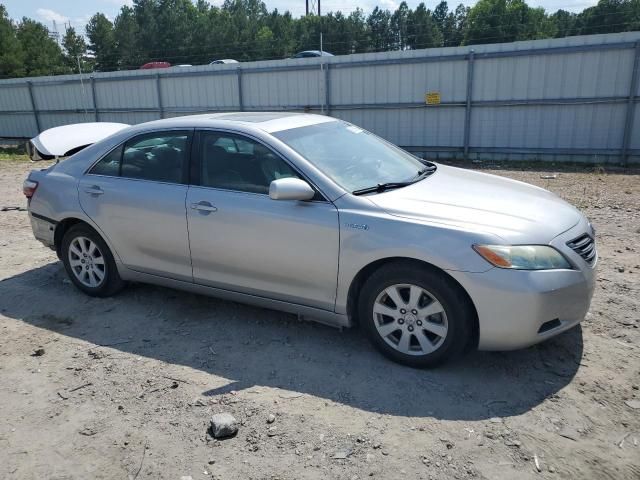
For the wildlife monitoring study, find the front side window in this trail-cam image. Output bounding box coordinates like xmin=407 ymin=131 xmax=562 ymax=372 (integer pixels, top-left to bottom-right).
xmin=88 ymin=131 xmax=190 ymax=184
xmin=198 ymin=131 xmax=299 ymax=194
xmin=273 ymin=121 xmax=426 ymax=193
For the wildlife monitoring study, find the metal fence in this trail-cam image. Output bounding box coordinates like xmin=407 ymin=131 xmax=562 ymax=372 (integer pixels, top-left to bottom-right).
xmin=1 ymin=31 xmax=639 ymax=164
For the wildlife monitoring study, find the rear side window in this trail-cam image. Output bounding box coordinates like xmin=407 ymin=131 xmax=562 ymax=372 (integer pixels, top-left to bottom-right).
xmin=121 ymin=132 xmax=190 ymax=183
xmin=87 ymin=131 xmax=191 ymax=184
xmin=89 ymin=146 xmax=121 ymax=176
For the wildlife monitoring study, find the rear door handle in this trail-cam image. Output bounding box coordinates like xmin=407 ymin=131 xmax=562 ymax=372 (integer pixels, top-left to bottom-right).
xmin=191 ymin=201 xmax=218 ymax=213
xmin=84 ymin=185 xmax=104 ymax=195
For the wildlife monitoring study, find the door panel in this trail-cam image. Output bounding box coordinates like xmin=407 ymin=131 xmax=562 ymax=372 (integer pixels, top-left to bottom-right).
xmin=186 ymin=186 xmax=339 ymax=309
xmin=78 ymin=130 xmax=193 ymax=282
xmin=79 ymin=176 xmax=192 ymax=281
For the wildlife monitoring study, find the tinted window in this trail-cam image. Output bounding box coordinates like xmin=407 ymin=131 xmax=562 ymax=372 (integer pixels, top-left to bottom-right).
xmin=120 ymin=132 xmax=189 ymax=183
xmin=199 ymin=132 xmax=299 ymax=194
xmin=89 ymin=146 xmax=122 ymax=176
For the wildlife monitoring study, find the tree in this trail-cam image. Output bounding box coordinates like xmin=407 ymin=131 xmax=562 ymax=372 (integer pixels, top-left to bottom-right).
xmin=114 ymin=6 xmax=141 ymax=69
xmin=62 ymin=26 xmax=89 ymax=73
xmin=576 ymin=0 xmax=640 ymax=35
xmin=86 ymin=13 xmax=116 ymax=71
xmin=367 ymin=7 xmax=394 ymax=51
xmin=16 ymin=18 xmax=64 ymax=76
xmin=0 ymin=5 xmax=25 ymax=78
xmin=391 ymin=2 xmax=411 ymax=50
xmin=463 ymin=0 xmax=546 ymax=45
xmin=550 ymin=9 xmax=577 ymax=37
xmin=407 ymin=3 xmax=442 ymax=49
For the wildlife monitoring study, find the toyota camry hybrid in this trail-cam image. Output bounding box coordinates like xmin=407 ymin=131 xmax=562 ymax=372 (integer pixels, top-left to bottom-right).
xmin=24 ymin=113 xmax=596 ymax=367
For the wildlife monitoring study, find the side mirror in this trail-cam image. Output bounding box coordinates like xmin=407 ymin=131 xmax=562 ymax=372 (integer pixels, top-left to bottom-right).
xmin=269 ymin=178 xmax=315 ymax=201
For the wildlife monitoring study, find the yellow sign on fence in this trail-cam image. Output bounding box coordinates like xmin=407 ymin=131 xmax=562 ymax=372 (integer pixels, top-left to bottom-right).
xmin=425 ymin=92 xmax=441 ymax=105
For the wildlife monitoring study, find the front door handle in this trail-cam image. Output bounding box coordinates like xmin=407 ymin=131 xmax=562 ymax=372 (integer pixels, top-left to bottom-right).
xmin=84 ymin=185 xmax=104 ymax=195
xmin=191 ymin=201 xmax=218 ymax=213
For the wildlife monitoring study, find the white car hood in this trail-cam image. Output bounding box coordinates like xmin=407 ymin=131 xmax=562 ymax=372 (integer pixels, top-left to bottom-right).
xmin=30 ymin=122 xmax=129 ymax=157
xmin=367 ymin=164 xmax=582 ymax=244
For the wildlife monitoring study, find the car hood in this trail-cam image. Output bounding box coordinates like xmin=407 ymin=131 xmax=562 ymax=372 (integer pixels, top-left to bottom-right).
xmin=29 ymin=122 xmax=130 ymax=159
xmin=367 ymin=164 xmax=582 ymax=244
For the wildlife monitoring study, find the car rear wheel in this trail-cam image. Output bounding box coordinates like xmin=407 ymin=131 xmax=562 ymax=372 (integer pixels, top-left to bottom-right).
xmin=61 ymin=224 xmax=124 ymax=297
xmin=358 ymin=262 xmax=473 ymax=367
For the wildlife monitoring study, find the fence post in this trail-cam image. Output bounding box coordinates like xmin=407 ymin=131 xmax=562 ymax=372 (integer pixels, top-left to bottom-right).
xmin=26 ymin=81 xmax=41 ymax=134
xmin=324 ymin=63 xmax=331 ymax=116
xmin=621 ymin=41 xmax=640 ymax=166
xmin=156 ymin=74 xmax=164 ymax=119
xmin=237 ymin=68 xmax=244 ymax=111
xmin=463 ymin=50 xmax=475 ymax=161
xmin=90 ymin=76 xmax=99 ymax=121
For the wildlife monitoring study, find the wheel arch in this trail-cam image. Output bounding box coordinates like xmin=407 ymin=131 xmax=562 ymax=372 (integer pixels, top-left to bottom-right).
xmin=346 ymin=257 xmax=479 ymax=350
xmin=54 ymin=218 xmax=104 ymax=260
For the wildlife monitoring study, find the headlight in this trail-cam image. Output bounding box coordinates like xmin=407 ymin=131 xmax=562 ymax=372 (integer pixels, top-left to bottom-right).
xmin=473 ymin=245 xmax=572 ymax=270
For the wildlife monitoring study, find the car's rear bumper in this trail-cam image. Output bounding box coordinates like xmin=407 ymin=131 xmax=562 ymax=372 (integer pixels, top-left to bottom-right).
xmin=29 ymin=212 xmax=56 ymax=247
xmin=448 ymin=218 xmax=596 ymax=351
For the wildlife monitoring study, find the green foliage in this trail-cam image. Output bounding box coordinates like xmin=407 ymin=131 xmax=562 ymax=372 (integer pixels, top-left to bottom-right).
xmin=62 ymin=27 xmax=90 ymax=73
xmin=16 ymin=18 xmax=64 ymax=76
xmin=86 ymin=13 xmax=116 ymax=71
xmin=0 ymin=5 xmax=25 ymax=77
xmin=1 ymin=0 xmax=640 ymax=78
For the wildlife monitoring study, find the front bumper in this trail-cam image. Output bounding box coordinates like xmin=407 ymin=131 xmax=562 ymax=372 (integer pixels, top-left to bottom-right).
xmin=449 ymin=218 xmax=596 ymax=351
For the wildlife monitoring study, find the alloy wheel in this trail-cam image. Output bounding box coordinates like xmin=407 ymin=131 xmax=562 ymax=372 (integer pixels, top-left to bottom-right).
xmin=373 ymin=283 xmax=448 ymax=356
xmin=68 ymin=236 xmax=106 ymax=288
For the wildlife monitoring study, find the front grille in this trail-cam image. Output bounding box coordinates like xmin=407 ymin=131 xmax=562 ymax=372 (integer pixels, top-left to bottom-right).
xmin=567 ymin=233 xmax=596 ymax=265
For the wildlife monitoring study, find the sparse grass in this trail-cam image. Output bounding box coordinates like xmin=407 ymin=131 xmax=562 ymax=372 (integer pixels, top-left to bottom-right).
xmin=0 ymin=145 xmax=30 ymax=163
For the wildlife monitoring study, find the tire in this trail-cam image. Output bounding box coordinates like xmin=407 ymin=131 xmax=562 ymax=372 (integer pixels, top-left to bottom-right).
xmin=61 ymin=224 xmax=125 ymax=297
xmin=358 ymin=261 xmax=473 ymax=368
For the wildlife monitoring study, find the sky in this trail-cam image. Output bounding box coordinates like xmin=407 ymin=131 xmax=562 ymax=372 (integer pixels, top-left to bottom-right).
xmin=3 ymin=0 xmax=598 ymax=33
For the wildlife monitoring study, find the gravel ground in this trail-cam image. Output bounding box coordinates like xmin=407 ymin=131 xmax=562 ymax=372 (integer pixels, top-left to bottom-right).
xmin=0 ymin=159 xmax=639 ymax=480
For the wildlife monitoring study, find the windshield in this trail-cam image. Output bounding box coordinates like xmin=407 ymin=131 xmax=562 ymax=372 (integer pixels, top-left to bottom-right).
xmin=273 ymin=121 xmax=427 ymax=192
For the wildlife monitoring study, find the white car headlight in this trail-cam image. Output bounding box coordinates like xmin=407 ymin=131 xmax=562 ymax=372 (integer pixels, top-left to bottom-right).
xmin=473 ymin=244 xmax=572 ymax=270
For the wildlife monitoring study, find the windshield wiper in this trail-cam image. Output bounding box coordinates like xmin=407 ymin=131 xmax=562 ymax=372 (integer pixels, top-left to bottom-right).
xmin=352 ymin=163 xmax=437 ymax=196
xmin=352 ymin=181 xmax=414 ymax=196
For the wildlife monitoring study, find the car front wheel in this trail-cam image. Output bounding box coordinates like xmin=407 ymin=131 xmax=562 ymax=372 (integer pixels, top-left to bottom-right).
xmin=61 ymin=224 xmax=124 ymax=297
xmin=359 ymin=262 xmax=473 ymax=367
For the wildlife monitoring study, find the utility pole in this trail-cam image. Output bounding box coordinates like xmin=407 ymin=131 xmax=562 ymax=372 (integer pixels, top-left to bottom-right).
xmin=306 ymin=0 xmax=309 ymax=16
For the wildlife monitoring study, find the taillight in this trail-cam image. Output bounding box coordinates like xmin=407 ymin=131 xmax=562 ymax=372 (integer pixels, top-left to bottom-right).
xmin=23 ymin=179 xmax=38 ymax=199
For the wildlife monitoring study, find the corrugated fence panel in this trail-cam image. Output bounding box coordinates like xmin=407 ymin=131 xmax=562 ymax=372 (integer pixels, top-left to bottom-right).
xmin=39 ymin=112 xmax=95 ymax=131
xmin=32 ymin=81 xmax=93 ymax=111
xmin=97 ymin=111 xmax=159 ymax=125
xmin=242 ymin=69 xmax=322 ymax=108
xmin=471 ymin=103 xmax=626 ymax=149
xmin=330 ymin=59 xmax=467 ymax=105
xmin=95 ymin=78 xmax=158 ymax=109
xmin=474 ymin=49 xmax=634 ymax=101
xmin=0 ymin=114 xmax=37 ymax=137
xmin=0 ymin=85 xmax=32 ymax=112
xmin=631 ymin=104 xmax=640 ymax=150
xmin=333 ymin=108 xmax=465 ymax=147
xmin=1 ymin=32 xmax=639 ymax=163
xmin=161 ymin=74 xmax=239 ymax=109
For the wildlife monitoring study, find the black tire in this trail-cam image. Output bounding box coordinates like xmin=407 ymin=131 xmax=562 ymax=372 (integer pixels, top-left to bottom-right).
xmin=61 ymin=224 xmax=125 ymax=297
xmin=358 ymin=261 xmax=473 ymax=368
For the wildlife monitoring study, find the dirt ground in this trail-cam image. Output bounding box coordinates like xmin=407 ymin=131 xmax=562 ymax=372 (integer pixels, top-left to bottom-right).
xmin=0 ymin=158 xmax=639 ymax=480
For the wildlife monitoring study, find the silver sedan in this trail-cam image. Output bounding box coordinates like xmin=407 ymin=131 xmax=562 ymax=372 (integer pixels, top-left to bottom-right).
xmin=24 ymin=113 xmax=596 ymax=367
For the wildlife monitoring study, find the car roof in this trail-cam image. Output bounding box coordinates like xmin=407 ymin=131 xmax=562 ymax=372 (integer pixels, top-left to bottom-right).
xmin=131 ymin=112 xmax=338 ymax=134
